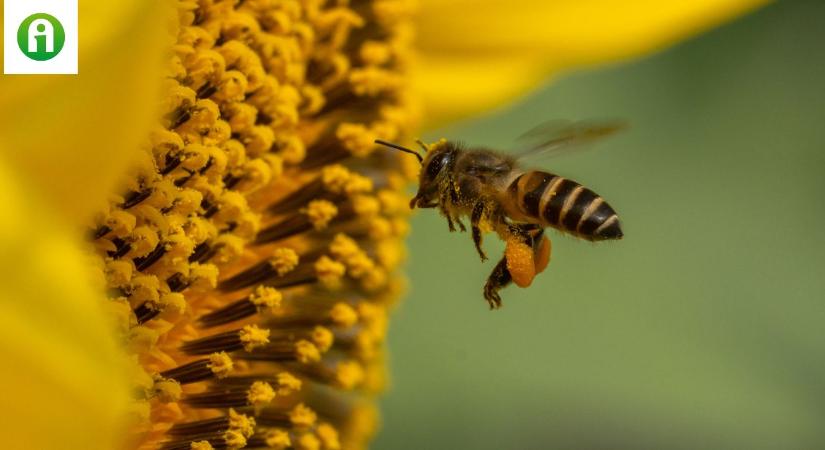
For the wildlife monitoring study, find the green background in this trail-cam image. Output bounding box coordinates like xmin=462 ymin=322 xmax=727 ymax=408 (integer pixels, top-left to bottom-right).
xmin=376 ymin=1 xmax=825 ymax=449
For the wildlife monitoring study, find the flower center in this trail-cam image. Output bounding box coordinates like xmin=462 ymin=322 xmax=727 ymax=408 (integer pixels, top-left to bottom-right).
xmin=90 ymin=0 xmax=419 ymax=448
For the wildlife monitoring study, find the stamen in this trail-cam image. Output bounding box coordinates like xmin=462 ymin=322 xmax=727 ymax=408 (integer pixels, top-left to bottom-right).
xmin=160 ymin=353 xmax=234 ymax=384
xmin=257 ymin=403 xmax=319 ymax=429
xmin=219 ymin=248 xmax=299 ymax=291
xmin=240 ymin=338 xmax=323 ymax=364
xmin=181 ymin=325 xmax=270 ymax=355
xmin=300 ymin=358 xmax=366 ymax=390
xmin=183 ymin=380 xmax=275 ymax=409
xmin=198 ymin=286 xmax=282 ymax=328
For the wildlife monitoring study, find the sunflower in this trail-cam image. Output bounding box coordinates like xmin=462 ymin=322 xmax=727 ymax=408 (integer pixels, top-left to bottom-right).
xmin=0 ymin=1 xmax=765 ymax=449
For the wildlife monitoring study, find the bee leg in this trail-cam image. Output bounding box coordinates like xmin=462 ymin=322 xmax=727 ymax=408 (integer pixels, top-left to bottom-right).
xmin=438 ymin=190 xmax=457 ymax=232
xmin=449 ymin=185 xmax=467 ymax=232
xmin=441 ymin=210 xmax=460 ymax=232
xmin=471 ymin=201 xmax=487 ymax=261
xmin=531 ymin=228 xmax=545 ymax=251
xmin=441 ymin=210 xmax=465 ymax=232
xmin=508 ymin=223 xmax=541 ymax=244
xmin=483 ymin=256 xmax=512 ymax=310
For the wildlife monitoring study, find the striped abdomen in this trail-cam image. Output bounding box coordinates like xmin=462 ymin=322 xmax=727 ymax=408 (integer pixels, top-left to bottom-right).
xmin=506 ymin=171 xmax=622 ymax=241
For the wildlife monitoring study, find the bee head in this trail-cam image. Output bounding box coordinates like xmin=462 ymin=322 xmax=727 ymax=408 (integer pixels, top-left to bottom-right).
xmin=373 ymin=139 xmax=457 ymax=209
xmin=411 ymin=143 xmax=457 ymax=208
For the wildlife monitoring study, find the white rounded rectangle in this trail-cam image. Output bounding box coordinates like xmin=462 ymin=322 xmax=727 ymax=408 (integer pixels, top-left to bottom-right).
xmin=4 ymin=0 xmax=78 ymax=75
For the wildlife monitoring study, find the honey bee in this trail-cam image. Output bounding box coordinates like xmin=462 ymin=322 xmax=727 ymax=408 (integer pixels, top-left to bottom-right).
xmin=375 ymin=121 xmax=624 ymax=309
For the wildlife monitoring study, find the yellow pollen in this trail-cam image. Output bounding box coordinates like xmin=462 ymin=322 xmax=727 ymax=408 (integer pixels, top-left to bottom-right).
xmin=343 ymin=173 xmax=373 ymax=195
xmin=190 ymin=441 xmax=214 ymax=450
xmin=239 ymin=325 xmax=270 ymax=351
xmin=213 ymin=234 xmax=245 ymax=264
xmin=335 ymin=360 xmax=365 ymax=390
xmin=276 ymin=135 xmax=306 ymax=165
xmin=354 ymin=331 xmax=379 ymax=360
xmin=276 ymin=372 xmax=302 ymax=395
xmin=289 ymin=403 xmax=317 ymax=428
xmin=336 ymin=123 xmax=377 ymax=157
xmin=158 ymin=292 xmax=187 ymax=317
xmin=391 ymin=217 xmax=411 ymax=237
xmin=174 ymin=188 xmax=204 ymax=216
xmin=128 ymin=326 xmax=159 ymax=354
xmin=376 ymin=240 xmax=405 ymax=270
xmin=329 ymin=302 xmax=358 ymax=327
xmin=153 ymin=378 xmax=182 ymax=403
xmin=183 ymin=216 xmax=215 ymax=245
xmin=241 ymin=158 xmax=273 ymax=191
xmin=351 ymin=194 xmax=380 ymax=217
xmin=321 ymin=165 xmax=353 ymax=194
xmin=314 ymin=256 xmax=346 ymax=289
xmin=423 ymin=137 xmax=449 ymax=154
xmin=188 ymin=262 xmax=219 ymax=290
xmin=270 ymin=247 xmax=299 ymax=275
xmin=165 ymin=232 xmax=196 ymax=263
xmin=214 ymin=191 xmax=252 ymax=225
xmin=104 ymin=260 xmax=133 ymax=288
xmin=232 ymin=210 xmax=262 ymax=239
xmin=302 ymin=200 xmax=338 ymax=230
xmin=294 ymin=339 xmax=321 ymax=364
xmin=368 ymin=217 xmax=393 ymax=239
xmin=296 ymin=433 xmax=321 ymax=450
xmin=129 ymin=226 xmax=159 ymax=258
xmin=328 ymin=234 xmax=360 ymax=260
xmin=105 ymin=209 xmax=136 ymax=236
xmin=301 ymin=85 xmax=326 ymax=114
xmin=311 ymin=326 xmax=335 ymax=352
xmin=361 ymin=267 xmax=389 ymax=292
xmin=345 ymin=253 xmax=376 ymax=279
xmin=348 ymin=67 xmax=403 ymax=96
xmin=316 ymin=423 xmax=341 ymax=450
xmin=223 ymin=429 xmax=247 ymax=449
xmin=359 ymin=40 xmax=392 ymax=65
xmin=357 ymin=303 xmax=390 ymax=340
xmin=208 ymin=352 xmax=234 ymax=378
xmin=263 ymin=154 xmax=283 ymax=178
xmin=265 ymin=429 xmax=291 ymax=450
xmin=130 ymin=274 xmax=160 ymax=304
xmin=372 ymin=0 xmax=417 ymax=25
xmin=247 ymin=381 xmax=276 ymax=407
xmin=377 ymin=189 xmax=408 ymax=215
xmin=228 ymin=408 xmax=256 ymax=438
xmin=249 ymin=285 xmax=282 ymax=311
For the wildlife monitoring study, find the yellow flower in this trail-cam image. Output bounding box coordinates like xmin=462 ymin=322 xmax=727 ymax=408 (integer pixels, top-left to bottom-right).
xmin=0 ymin=1 xmax=765 ymax=449
xmin=415 ymin=0 xmax=770 ymax=125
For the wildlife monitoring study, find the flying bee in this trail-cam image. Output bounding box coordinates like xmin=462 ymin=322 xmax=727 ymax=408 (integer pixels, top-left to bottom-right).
xmin=375 ymin=121 xmax=624 ymax=309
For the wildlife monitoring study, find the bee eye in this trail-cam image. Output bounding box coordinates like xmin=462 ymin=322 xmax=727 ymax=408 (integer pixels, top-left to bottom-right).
xmin=426 ymin=152 xmax=450 ymax=179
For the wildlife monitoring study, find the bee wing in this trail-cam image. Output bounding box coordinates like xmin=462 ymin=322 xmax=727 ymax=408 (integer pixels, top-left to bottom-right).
xmin=511 ymin=119 xmax=627 ymax=161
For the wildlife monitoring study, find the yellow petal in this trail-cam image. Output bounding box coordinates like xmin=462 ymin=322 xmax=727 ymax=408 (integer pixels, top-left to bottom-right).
xmin=415 ymin=0 xmax=770 ymax=125
xmin=0 ymin=156 xmax=132 ymax=450
xmin=0 ymin=0 xmax=173 ymax=226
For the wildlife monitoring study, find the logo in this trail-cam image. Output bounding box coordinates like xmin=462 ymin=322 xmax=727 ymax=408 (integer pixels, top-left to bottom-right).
xmin=17 ymin=13 xmax=65 ymax=61
xmin=4 ymin=0 xmax=78 ymax=75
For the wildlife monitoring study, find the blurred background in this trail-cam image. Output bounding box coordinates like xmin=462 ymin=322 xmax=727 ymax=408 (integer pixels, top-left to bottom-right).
xmin=376 ymin=1 xmax=825 ymax=449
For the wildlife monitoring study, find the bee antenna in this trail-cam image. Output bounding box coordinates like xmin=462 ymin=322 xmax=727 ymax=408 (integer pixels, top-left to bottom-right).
xmin=374 ymin=139 xmax=424 ymax=164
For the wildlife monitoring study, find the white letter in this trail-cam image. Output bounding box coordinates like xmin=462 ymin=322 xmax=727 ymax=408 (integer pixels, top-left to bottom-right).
xmin=28 ymin=19 xmax=54 ymax=53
